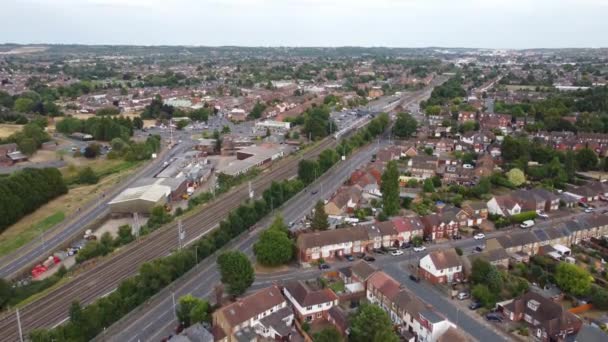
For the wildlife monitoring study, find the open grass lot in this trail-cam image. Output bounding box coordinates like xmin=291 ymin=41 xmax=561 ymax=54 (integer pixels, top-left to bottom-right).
xmin=0 ymin=159 xmax=141 ymax=257
xmin=0 ymin=123 xmax=23 ymax=138
xmin=0 ymin=211 xmax=65 ymax=256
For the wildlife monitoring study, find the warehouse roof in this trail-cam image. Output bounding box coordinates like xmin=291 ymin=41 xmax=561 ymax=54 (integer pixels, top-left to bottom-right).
xmin=109 ymin=184 xmax=171 ymax=204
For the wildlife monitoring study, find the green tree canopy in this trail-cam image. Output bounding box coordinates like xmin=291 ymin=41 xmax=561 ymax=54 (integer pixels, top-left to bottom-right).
xmin=311 ymin=200 xmax=329 ymax=231
xmin=576 ymin=148 xmax=598 ymax=172
xmin=555 ymin=262 xmax=592 ymax=296
xmin=254 ymin=216 xmax=294 ymax=266
xmin=217 ymin=251 xmax=254 ymax=296
xmin=381 ymin=161 xmax=400 ymax=216
xmin=313 ymin=326 xmax=342 ymax=342
xmin=506 ymin=168 xmax=526 ymax=186
xmin=349 ymin=304 xmax=399 ymax=342
xmin=393 ymin=112 xmax=417 ymax=138
xmin=176 ymin=294 xmax=210 ymax=327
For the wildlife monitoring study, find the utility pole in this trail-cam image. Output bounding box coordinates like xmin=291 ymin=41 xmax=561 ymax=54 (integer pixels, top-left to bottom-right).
xmin=177 ymin=220 xmax=184 ymax=249
xmin=16 ymin=309 xmax=23 ymax=342
xmin=248 ymin=181 xmax=254 ymax=200
xmin=132 ymin=212 xmax=141 ymax=238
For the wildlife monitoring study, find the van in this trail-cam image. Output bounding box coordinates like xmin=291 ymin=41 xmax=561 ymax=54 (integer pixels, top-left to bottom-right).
xmin=520 ymin=220 xmax=535 ymax=229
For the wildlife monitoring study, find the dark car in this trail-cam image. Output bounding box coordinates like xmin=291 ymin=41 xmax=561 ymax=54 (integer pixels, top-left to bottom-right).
xmin=452 ymin=235 xmax=462 ymax=240
xmin=475 ymin=245 xmax=485 ymax=252
xmin=374 ymin=249 xmax=386 ymax=255
xmin=401 ymin=242 xmax=411 ymax=249
xmin=318 ymin=263 xmax=330 ymax=270
xmin=485 ymin=313 xmax=503 ymax=322
xmin=409 ymin=274 xmax=420 ymax=282
xmin=469 ymin=301 xmax=482 ymax=310
xmin=344 ymin=255 xmax=354 ymax=261
xmin=363 ymin=256 xmax=376 ymax=262
xmin=311 ymin=189 xmax=318 ymax=195
xmin=356 ymin=253 xmax=366 ymax=259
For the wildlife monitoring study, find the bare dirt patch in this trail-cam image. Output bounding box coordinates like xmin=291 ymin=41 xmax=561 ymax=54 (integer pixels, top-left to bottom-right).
xmin=0 ymin=123 xmax=23 ymax=138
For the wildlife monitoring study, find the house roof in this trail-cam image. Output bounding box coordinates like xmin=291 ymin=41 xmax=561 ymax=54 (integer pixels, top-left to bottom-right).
xmin=283 ymin=281 xmax=338 ymax=307
xmin=258 ymin=306 xmax=292 ymax=337
xmin=367 ymin=271 xmax=401 ymax=301
xmin=296 ymin=226 xmax=369 ymax=250
xmin=496 ymin=231 xmax=539 ymax=249
xmin=218 ymin=286 xmax=285 ymax=328
xmin=427 ymin=249 xmax=462 ymax=270
xmin=504 ymin=291 xmax=580 ymax=339
xmin=350 ymin=260 xmax=377 ymax=281
xmin=574 ymin=324 xmax=608 ymax=342
xmin=437 ymin=326 xmax=472 ymax=342
xmin=469 ymin=247 xmax=509 ymax=265
xmin=391 ymin=216 xmax=424 ymax=233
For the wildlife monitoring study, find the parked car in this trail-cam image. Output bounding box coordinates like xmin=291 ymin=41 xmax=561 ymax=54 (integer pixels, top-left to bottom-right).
xmin=474 ymin=245 xmax=485 ymax=253
xmin=374 ymin=249 xmax=386 ymax=255
xmin=457 ymin=292 xmax=470 ymax=300
xmin=469 ymin=301 xmax=482 ymax=310
xmin=344 ymin=255 xmax=354 ymax=261
xmin=520 ymin=220 xmax=535 ymax=229
xmin=485 ymin=313 xmax=503 ymax=323
xmin=401 ymin=242 xmax=411 ymax=249
xmin=473 ymin=233 xmax=485 ymax=240
xmin=413 ymin=246 xmax=426 ymax=252
xmin=390 ymin=250 xmax=404 ymax=256
xmin=452 ymin=234 xmax=462 ymax=240
xmin=536 ymin=211 xmax=549 ymax=219
xmin=356 ymin=253 xmax=366 ymax=259
xmin=318 ymin=263 xmax=330 ymax=270
xmin=463 ymin=164 xmax=474 ymax=169
xmin=579 ymin=202 xmax=589 ymax=209
xmin=585 ymin=207 xmax=594 ymax=213
xmin=363 ymin=256 xmax=376 ymax=262
xmin=409 ymin=274 xmax=420 ymax=282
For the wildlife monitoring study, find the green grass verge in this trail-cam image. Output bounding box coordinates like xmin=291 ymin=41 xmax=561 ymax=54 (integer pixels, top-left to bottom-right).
xmin=0 ymin=211 xmax=65 ymax=257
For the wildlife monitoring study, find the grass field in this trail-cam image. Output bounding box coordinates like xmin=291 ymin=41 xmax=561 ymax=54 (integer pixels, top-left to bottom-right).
xmin=0 ymin=159 xmax=142 ymax=257
xmin=0 ymin=123 xmax=23 ymax=138
xmin=0 ymin=211 xmax=65 ymax=256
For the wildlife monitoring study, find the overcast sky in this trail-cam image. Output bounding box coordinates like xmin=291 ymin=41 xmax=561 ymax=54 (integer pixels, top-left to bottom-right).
xmin=1 ymin=0 xmax=607 ymax=48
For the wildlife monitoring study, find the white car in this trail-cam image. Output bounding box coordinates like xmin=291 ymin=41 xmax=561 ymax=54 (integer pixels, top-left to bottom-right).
xmin=413 ymin=246 xmax=426 ymax=252
xmin=390 ymin=250 xmax=404 ymax=256
xmin=520 ymin=220 xmax=535 ymax=229
xmin=463 ymin=164 xmax=474 ymax=169
xmin=473 ymin=233 xmax=485 ymax=240
xmin=585 ymin=208 xmax=594 ymax=213
xmin=536 ymin=211 xmax=549 ymax=219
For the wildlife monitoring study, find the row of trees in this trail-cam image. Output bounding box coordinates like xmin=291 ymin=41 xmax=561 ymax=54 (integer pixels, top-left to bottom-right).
xmin=0 ymin=168 xmax=67 ymax=233
xmin=30 ymin=175 xmax=306 ymax=340
xmin=56 ymin=116 xmax=134 ymax=141
xmin=0 ymin=120 xmax=50 ymax=155
xmin=254 ymin=215 xmax=294 ymax=267
xmin=107 ymin=135 xmax=161 ymax=162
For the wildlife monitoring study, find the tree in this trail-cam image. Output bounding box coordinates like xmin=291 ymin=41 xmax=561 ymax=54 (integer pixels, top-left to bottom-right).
xmin=311 ymin=200 xmax=329 ymax=231
xmin=393 ymin=112 xmax=417 ymax=138
xmin=576 ymin=148 xmax=598 ymax=171
xmin=217 ymin=251 xmax=254 ymax=296
xmin=318 ymin=149 xmax=339 ymax=172
xmin=116 ymin=225 xmax=134 ymax=245
xmin=249 ymin=101 xmax=267 ymax=119
xmin=412 ymin=236 xmax=423 ymax=247
xmin=18 ymin=137 xmax=37 ymax=155
xmin=176 ymin=294 xmax=209 ymax=327
xmin=472 ymin=284 xmax=496 ymax=309
xmin=564 ymin=151 xmax=577 ymax=181
xmin=254 ymin=216 xmax=294 ymax=266
xmin=506 ymin=168 xmax=526 ymax=186
xmin=313 ymin=326 xmax=342 ymax=342
xmin=349 ymin=304 xmax=399 ymax=342
xmin=298 ymin=160 xmax=320 ymax=185
xmin=555 ymin=263 xmax=592 ymax=296
xmin=422 ymin=178 xmax=435 ymax=193
xmin=0 ymin=278 xmax=10 ymax=310
xmin=590 ymin=286 xmax=608 ymax=310
xmin=14 ymin=97 xmax=34 ymax=113
xmin=77 ymin=167 xmax=99 ymax=184
xmin=381 ymin=161 xmax=400 ymax=216
xmin=133 ymin=116 xmax=144 ymax=129
xmin=83 ymin=143 xmax=101 ymax=159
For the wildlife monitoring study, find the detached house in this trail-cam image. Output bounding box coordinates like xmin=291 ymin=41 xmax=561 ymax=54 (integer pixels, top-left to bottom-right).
xmin=324 ymin=185 xmax=363 ymax=216
xmin=501 ymin=291 xmax=582 ymax=341
xmin=212 ymin=286 xmax=294 ymax=342
xmin=419 ymin=249 xmax=464 ymax=284
xmin=408 ymin=155 xmax=438 ymax=180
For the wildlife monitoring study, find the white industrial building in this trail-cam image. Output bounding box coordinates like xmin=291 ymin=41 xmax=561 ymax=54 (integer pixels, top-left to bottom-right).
xmin=108 ymin=183 xmax=171 ymax=214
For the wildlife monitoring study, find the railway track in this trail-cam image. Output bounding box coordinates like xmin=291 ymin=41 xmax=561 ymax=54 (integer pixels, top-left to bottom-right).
xmin=0 ymin=138 xmax=336 ymax=340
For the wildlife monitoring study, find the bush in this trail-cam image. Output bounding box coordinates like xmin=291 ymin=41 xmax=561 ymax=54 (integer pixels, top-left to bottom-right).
xmin=509 ymin=211 xmax=537 ymax=224
xmin=77 ymin=167 xmax=99 ymax=184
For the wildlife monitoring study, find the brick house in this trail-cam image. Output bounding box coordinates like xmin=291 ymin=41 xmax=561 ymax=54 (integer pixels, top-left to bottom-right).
xmin=283 ymin=281 xmax=338 ymax=323
xmin=421 ymin=205 xmax=470 ymax=240
xmin=212 ymin=286 xmax=294 ymax=342
xmin=419 ymin=249 xmax=463 ymax=284
xmin=391 ymin=216 xmax=424 ymax=245
xmin=501 ymin=291 xmax=582 ymax=341
xmin=296 ymin=226 xmax=369 ymax=263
